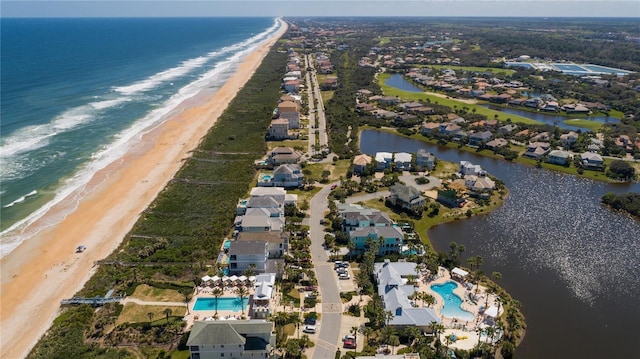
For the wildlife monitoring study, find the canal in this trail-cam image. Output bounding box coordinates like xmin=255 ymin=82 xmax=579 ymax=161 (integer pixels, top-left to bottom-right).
xmin=360 ymin=129 xmax=640 ymax=359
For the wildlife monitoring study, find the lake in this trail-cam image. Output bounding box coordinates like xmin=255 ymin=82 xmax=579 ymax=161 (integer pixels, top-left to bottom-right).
xmin=360 ymin=129 xmax=640 ymax=359
xmin=385 ymin=73 xmax=424 ymax=92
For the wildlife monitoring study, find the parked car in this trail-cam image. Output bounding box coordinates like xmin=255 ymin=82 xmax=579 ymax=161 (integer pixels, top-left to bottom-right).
xmin=343 ymin=339 xmax=356 ymax=349
xmin=303 ymin=325 xmax=316 ymax=334
xmin=343 ymin=335 xmax=355 ymax=341
xmin=330 ymin=184 xmax=337 ymax=190
xmin=339 ymin=273 xmax=350 ymax=280
xmin=304 ymin=285 xmax=318 ymax=291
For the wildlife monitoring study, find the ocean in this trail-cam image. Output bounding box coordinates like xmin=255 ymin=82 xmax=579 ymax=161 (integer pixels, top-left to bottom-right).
xmin=0 ymin=17 xmax=281 ymax=256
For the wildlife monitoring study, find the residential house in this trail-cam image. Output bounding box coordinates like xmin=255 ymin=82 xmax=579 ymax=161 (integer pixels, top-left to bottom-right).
xmin=436 ymin=188 xmax=464 ymax=208
xmin=338 ymin=203 xmax=393 ymax=234
xmin=420 ymin=122 xmax=441 ymax=135
xmin=353 ymin=154 xmax=373 ymax=175
xmin=580 ymin=152 xmax=604 ymax=170
xmin=411 ymin=106 xmax=435 ymax=115
xmin=394 ymin=152 xmax=413 ymax=171
xmin=615 ymin=135 xmax=634 ymax=152
xmin=373 ymin=260 xmax=440 ymax=332
xmin=237 ymin=232 xmax=288 ymax=258
xmin=273 ymin=164 xmax=304 ymax=188
xmin=547 ymin=150 xmax=571 ymax=165
xmin=349 ymin=226 xmax=405 ymax=255
xmin=459 ymin=161 xmax=485 ymax=176
xmin=250 ymin=273 xmax=277 ymax=319
xmin=375 ymin=152 xmax=393 ymax=171
xmin=283 ymin=79 xmax=300 ymax=93
xmin=321 ymin=77 xmax=338 ymax=90
xmin=415 ymin=149 xmax=435 ymax=170
xmin=228 ymin=241 xmax=269 ymax=274
xmin=387 ymin=184 xmax=426 ymax=212
xmin=187 ymin=320 xmax=275 ymax=359
xmin=469 ymin=130 xmax=493 ymax=146
xmin=560 ymin=131 xmax=579 ymax=148
xmin=357 ymin=89 xmax=373 ymax=100
xmin=356 ymin=103 xmax=377 ymax=114
xmin=236 ymin=207 xmax=285 ymax=233
xmin=465 ymin=176 xmax=496 ymax=193
xmin=523 ymin=142 xmax=550 ymax=159
xmin=485 ymin=138 xmax=508 ymax=150
xmin=277 ymin=101 xmax=300 ymax=129
xmin=267 ymin=147 xmax=302 ymax=165
xmin=267 ymin=119 xmax=290 ymax=140
xmin=377 ymin=96 xmax=400 ymax=106
xmin=498 ymin=124 xmax=518 ymax=135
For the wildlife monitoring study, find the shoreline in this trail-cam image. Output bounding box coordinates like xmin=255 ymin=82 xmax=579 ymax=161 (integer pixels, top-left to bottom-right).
xmin=0 ymin=20 xmax=287 ymax=359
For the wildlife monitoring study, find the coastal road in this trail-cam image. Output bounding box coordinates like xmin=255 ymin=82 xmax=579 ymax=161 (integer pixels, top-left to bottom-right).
xmin=308 ymin=184 xmax=341 ymax=359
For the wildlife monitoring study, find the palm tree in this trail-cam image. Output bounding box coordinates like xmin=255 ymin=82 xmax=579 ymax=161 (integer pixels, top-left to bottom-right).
xmin=423 ymin=293 xmax=436 ymax=308
xmin=212 ymin=287 xmax=223 ymax=316
xmin=363 ymin=326 xmax=373 ymax=346
xmin=184 ymin=293 xmax=192 ymax=315
xmin=147 ymin=312 xmax=155 ymax=324
xmin=350 ymin=326 xmax=359 ymax=350
xmin=163 ymin=308 xmax=172 ymax=325
xmin=388 ymin=335 xmax=400 ymax=355
xmin=234 ymin=286 xmax=249 ymax=316
xmin=429 ymin=321 xmax=444 ymax=343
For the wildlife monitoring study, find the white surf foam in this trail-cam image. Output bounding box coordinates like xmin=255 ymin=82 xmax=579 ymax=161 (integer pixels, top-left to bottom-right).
xmin=3 ymin=190 xmax=37 ymax=208
xmin=0 ymin=18 xmax=284 ymax=258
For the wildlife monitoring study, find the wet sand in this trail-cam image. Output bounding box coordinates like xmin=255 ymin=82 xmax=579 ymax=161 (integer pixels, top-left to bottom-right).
xmin=0 ymin=20 xmax=287 ymax=359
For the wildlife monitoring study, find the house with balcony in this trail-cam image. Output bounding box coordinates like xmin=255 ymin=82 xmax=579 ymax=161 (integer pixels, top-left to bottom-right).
xmin=236 ymin=207 xmax=284 ymax=233
xmin=387 ymin=184 xmax=426 ymax=213
xmin=547 ymin=150 xmax=571 ymax=165
xmin=187 ymin=320 xmax=275 ymax=359
xmin=522 ymin=142 xmax=550 ymax=159
xmin=338 ymin=203 xmax=393 ymax=234
xmin=469 ymin=130 xmax=493 ymax=146
xmin=272 ymin=164 xmax=304 ymax=188
xmin=353 ymin=154 xmax=373 ymax=175
xmin=373 ymin=260 xmax=440 ymax=332
xmin=375 ymin=152 xmax=393 ymax=171
xmin=250 ymin=273 xmax=276 ymax=319
xmin=237 ymin=232 xmax=288 ymax=259
xmin=267 ymin=147 xmax=302 ymax=165
xmin=394 ymin=152 xmax=413 ymax=171
xmin=267 ymin=119 xmax=291 ymax=140
xmin=349 ymin=226 xmax=405 ymax=255
xmin=228 ymin=241 xmax=269 ymax=274
xmin=580 ymin=152 xmax=604 ymax=170
xmin=415 ymin=149 xmax=435 ymax=170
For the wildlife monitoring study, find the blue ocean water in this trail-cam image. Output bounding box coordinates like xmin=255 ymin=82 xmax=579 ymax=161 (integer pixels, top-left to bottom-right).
xmin=0 ymin=17 xmax=281 ymax=255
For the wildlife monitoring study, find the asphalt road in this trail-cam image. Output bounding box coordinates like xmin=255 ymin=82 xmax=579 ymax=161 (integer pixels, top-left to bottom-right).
xmin=308 ymin=184 xmax=342 ymax=359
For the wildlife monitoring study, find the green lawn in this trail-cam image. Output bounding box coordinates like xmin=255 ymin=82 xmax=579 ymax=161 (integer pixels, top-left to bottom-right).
xmin=116 ymin=303 xmax=186 ymax=326
xmin=563 ymin=119 xmax=603 ymax=131
xmin=130 ymin=284 xmax=185 ymax=303
xmin=305 ymin=159 xmax=351 ymax=182
xmin=378 ymin=73 xmax=541 ymax=125
xmin=267 ymin=140 xmax=308 ymax=152
xmin=321 ymin=90 xmax=335 ymax=103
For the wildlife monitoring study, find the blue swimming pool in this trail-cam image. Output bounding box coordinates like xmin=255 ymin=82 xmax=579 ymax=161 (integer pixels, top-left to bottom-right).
xmin=430 ymin=281 xmax=475 ymax=321
xmin=193 ymin=297 xmax=249 ymax=312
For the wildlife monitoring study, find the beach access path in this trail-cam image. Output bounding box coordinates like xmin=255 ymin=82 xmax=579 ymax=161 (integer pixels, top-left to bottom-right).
xmin=0 ymin=20 xmax=287 ymax=359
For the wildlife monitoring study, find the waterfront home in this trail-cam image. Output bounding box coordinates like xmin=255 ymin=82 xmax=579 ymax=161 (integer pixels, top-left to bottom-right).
xmin=440 ymin=123 xmax=462 ymax=136
xmin=420 ymin=122 xmax=441 ymax=135
xmin=267 ymin=147 xmax=302 ymax=165
xmin=278 ymin=109 xmax=300 ymax=129
xmin=580 ymin=152 xmax=604 ymax=170
xmin=469 ymin=130 xmax=493 ymax=146
xmin=236 ymin=207 xmax=285 ymax=233
xmin=459 ymin=161 xmax=484 ymax=176
xmin=415 ymin=149 xmax=435 ymax=170
xmin=237 ymin=232 xmax=288 ymax=258
xmin=373 ymin=260 xmax=441 ymax=332
xmin=283 ymin=79 xmax=300 ymax=93
xmin=388 ymin=184 xmax=426 ymax=213
xmin=437 ymin=188 xmax=464 ymax=208
xmin=187 ymin=320 xmax=275 ymax=359
xmin=338 ymin=203 xmax=393 ymax=234
xmin=353 ymin=154 xmax=373 ymax=175
xmin=228 ymin=241 xmax=269 ymax=274
xmin=394 ymin=152 xmax=413 ymax=171
xmin=465 ymin=176 xmax=496 ymax=194
xmin=547 ymin=150 xmax=572 ymax=165
xmin=349 ymin=226 xmax=405 ymax=255
xmin=485 ymin=138 xmax=509 ymax=150
xmin=375 ymin=152 xmax=393 ymax=171
xmin=498 ymin=124 xmax=518 ymax=135
xmin=250 ymin=273 xmax=276 ymax=319
xmin=523 ymin=142 xmax=550 ymax=159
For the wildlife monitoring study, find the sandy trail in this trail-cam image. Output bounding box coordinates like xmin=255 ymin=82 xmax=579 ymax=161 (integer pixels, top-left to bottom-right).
xmin=0 ymin=20 xmax=287 ymax=359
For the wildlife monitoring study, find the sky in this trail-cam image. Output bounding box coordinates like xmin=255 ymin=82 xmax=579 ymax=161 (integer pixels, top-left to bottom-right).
xmin=1 ymin=0 xmax=639 ymax=18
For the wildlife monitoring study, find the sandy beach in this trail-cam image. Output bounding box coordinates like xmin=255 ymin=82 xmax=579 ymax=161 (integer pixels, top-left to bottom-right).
xmin=0 ymin=20 xmax=287 ymax=359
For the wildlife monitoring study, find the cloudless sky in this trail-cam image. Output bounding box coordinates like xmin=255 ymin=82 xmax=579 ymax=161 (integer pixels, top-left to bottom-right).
xmin=2 ymin=0 xmax=639 ymax=18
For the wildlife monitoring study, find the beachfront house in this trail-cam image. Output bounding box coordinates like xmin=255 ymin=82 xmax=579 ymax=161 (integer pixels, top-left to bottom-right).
xmin=267 ymin=119 xmax=290 ymax=140
xmin=237 ymin=232 xmax=288 ymax=258
xmin=349 ymin=226 xmax=405 ymax=256
xmin=272 ymin=164 xmax=304 ymax=188
xmin=373 ymin=260 xmax=440 ymax=332
xmin=187 ymin=320 xmax=275 ymax=359
xmin=250 ymin=273 xmax=276 ymax=319
xmin=267 ymin=147 xmax=302 ymax=165
xmin=228 ymin=241 xmax=269 ymax=275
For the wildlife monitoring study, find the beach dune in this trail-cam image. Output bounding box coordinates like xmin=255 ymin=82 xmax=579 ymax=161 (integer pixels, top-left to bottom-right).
xmin=0 ymin=20 xmax=287 ymax=359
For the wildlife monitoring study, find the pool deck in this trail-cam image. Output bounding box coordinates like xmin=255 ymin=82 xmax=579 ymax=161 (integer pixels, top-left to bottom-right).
xmin=417 ymin=266 xmax=503 ymax=350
